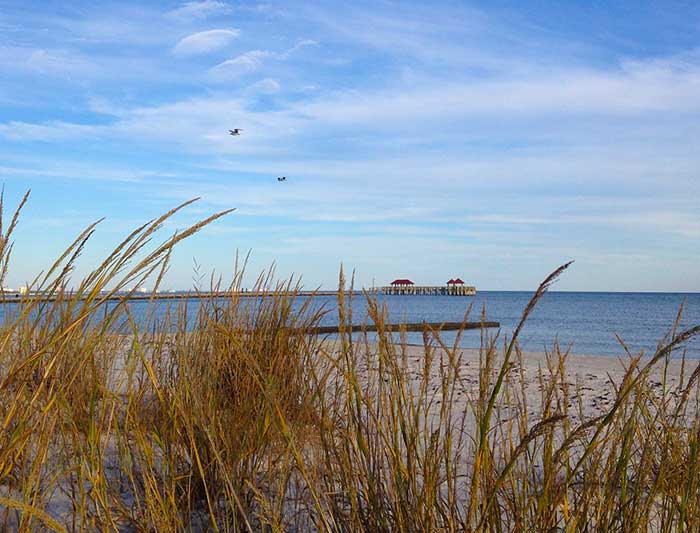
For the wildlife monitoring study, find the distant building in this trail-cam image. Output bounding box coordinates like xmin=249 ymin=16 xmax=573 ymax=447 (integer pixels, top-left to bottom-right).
xmin=390 ymin=279 xmax=414 ymax=286
xmin=447 ymin=278 xmax=465 ymax=285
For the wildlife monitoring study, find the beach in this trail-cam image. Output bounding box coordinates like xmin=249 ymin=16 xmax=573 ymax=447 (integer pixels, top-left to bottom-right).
xmin=339 ymin=339 xmax=698 ymax=432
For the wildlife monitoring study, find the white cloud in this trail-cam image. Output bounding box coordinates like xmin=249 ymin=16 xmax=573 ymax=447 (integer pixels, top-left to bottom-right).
xmin=277 ymin=39 xmax=318 ymax=59
xmin=168 ymin=1 xmax=232 ymax=20
xmin=173 ymin=28 xmax=239 ymax=56
xmin=55 ymin=6 xmax=179 ymax=46
xmin=296 ymin=66 xmax=700 ymax=126
xmin=5 ymin=51 xmax=700 ymax=181
xmin=26 ymin=48 xmax=95 ymax=75
xmin=0 ymin=120 xmax=99 ymax=141
xmin=209 ymin=50 xmax=271 ymax=77
xmin=2 ymin=48 xmax=698 ymax=234
xmin=209 ymin=40 xmax=318 ymax=78
xmin=247 ymin=78 xmax=281 ymax=94
xmin=0 ymin=46 xmax=99 ymax=78
xmin=0 ymin=162 xmax=185 ymax=183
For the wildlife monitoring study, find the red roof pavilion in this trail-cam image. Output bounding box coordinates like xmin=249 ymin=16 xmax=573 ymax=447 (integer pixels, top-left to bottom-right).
xmin=390 ymin=279 xmax=414 ymax=286
xmin=446 ymin=278 xmax=455 ymax=285
xmin=453 ymin=278 xmax=465 ymax=285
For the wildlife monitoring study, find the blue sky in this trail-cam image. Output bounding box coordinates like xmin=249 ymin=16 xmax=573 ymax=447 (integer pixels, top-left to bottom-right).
xmin=0 ymin=0 xmax=698 ymax=291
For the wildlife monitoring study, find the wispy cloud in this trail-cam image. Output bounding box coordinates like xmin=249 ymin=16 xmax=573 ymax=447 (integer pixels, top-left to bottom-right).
xmin=277 ymin=39 xmax=318 ymax=59
xmin=0 ymin=162 xmax=185 ymax=183
xmin=25 ymin=48 xmax=97 ymax=76
xmin=168 ymin=1 xmax=232 ymax=20
xmin=89 ymin=51 xmax=696 ymax=158
xmin=246 ymin=78 xmax=281 ymax=94
xmin=173 ymin=28 xmax=240 ymax=56
xmin=0 ymin=46 xmax=98 ymax=78
xmin=52 ymin=5 xmax=178 ymax=46
xmin=209 ymin=40 xmax=318 ymax=78
xmin=296 ymin=65 xmax=700 ymax=125
xmin=209 ymin=50 xmax=272 ymax=77
xmin=0 ymin=121 xmax=99 ymax=142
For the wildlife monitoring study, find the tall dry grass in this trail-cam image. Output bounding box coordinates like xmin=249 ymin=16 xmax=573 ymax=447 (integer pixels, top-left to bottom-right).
xmin=0 ymin=192 xmax=698 ymax=531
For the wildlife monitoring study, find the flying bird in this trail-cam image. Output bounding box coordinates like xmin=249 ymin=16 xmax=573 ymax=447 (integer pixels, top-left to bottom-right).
xmin=228 ymin=129 xmax=242 ymax=136
xmin=277 ymin=176 xmax=287 ymax=182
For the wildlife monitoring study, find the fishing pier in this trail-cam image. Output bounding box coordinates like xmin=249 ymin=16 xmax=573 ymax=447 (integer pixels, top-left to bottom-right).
xmin=1 ymin=277 xmax=478 ymax=303
xmin=382 ymin=278 xmax=476 ymax=296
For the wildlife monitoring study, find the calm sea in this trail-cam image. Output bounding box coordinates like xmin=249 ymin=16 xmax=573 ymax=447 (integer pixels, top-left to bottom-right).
xmin=332 ymin=291 xmax=700 ymax=357
xmin=120 ymin=291 xmax=700 ymax=357
xmin=2 ymin=292 xmax=699 ymax=357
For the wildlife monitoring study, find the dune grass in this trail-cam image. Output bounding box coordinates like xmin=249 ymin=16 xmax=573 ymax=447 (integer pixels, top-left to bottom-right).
xmin=0 ymin=194 xmax=699 ymax=531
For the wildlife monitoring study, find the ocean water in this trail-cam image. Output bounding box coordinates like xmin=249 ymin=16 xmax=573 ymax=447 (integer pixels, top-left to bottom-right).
xmin=122 ymin=291 xmax=700 ymax=357
xmin=329 ymin=291 xmax=700 ymax=357
xmin=2 ymin=292 xmax=699 ymax=357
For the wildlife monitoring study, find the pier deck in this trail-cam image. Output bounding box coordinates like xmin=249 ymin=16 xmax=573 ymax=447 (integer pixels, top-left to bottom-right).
xmin=0 ymin=286 xmax=477 ymax=303
xmin=0 ymin=290 xmax=357 ymax=303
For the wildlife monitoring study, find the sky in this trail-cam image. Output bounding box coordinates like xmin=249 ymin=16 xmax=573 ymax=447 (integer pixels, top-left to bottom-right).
xmin=0 ymin=0 xmax=698 ymax=292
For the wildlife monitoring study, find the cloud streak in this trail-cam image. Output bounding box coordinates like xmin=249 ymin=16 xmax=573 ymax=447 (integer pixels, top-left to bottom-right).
xmin=209 ymin=50 xmax=272 ymax=76
xmin=168 ymin=1 xmax=232 ymax=20
xmin=173 ymin=28 xmax=240 ymax=56
xmin=209 ymin=39 xmax=318 ymax=78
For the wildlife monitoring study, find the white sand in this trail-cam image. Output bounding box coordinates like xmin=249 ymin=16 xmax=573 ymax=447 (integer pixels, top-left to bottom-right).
xmin=335 ymin=341 xmax=698 ymax=434
xmin=395 ymin=344 xmax=696 ymax=422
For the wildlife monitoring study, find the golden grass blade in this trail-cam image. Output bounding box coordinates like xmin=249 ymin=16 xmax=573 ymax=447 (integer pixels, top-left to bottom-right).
xmin=0 ymin=496 xmax=67 ymax=532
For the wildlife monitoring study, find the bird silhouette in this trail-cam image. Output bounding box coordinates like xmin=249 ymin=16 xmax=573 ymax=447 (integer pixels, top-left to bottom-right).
xmin=277 ymin=176 xmax=287 ymax=182
xmin=228 ymin=129 xmax=242 ymax=136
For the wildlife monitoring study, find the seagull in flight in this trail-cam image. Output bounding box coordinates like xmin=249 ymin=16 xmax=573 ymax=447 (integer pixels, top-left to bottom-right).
xmin=228 ymin=129 xmax=242 ymax=136
xmin=277 ymin=176 xmax=287 ymax=182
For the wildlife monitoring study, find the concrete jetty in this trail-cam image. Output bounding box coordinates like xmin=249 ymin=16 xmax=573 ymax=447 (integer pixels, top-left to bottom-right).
xmin=309 ymin=321 xmax=497 ymax=333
